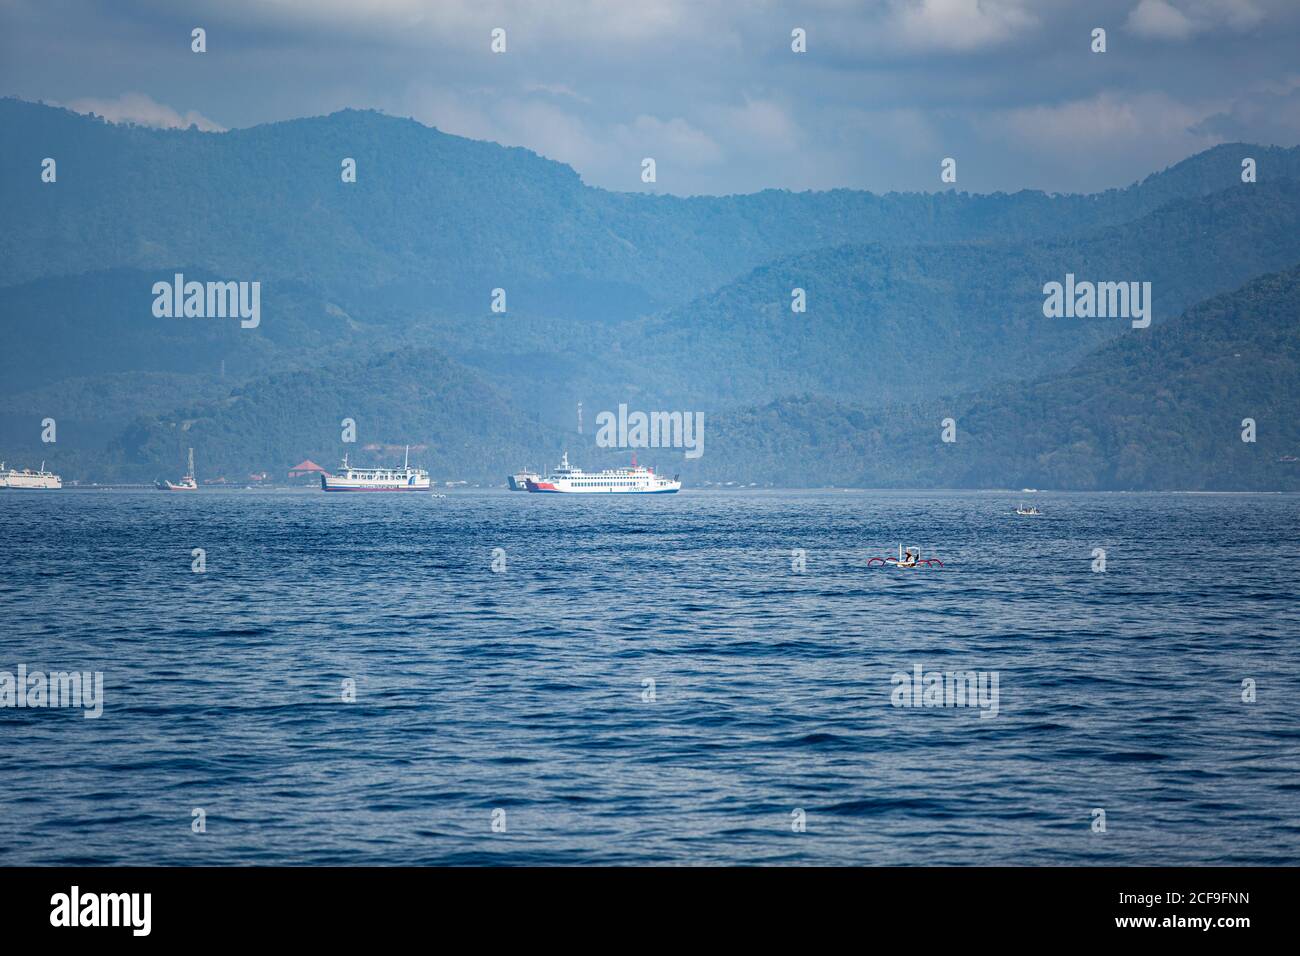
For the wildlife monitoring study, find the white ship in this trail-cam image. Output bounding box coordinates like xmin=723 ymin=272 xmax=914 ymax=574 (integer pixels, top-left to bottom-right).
xmin=321 ymin=446 xmax=431 ymax=492
xmin=0 ymin=461 xmax=62 ymax=490
xmin=525 ymin=452 xmax=680 ymax=494
xmin=507 ymin=469 xmax=539 ymax=491
xmin=157 ymin=448 xmax=199 ymax=491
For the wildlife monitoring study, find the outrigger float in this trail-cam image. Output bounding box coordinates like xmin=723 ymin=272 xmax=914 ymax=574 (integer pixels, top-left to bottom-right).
xmin=867 ymin=545 xmax=944 ymax=569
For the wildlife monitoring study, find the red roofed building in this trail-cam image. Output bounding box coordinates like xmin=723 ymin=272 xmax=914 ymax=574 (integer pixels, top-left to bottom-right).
xmin=288 ymin=459 xmax=329 ymax=479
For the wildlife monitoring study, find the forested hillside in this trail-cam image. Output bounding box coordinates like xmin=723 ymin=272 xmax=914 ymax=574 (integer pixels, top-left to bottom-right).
xmin=681 ymin=265 xmax=1300 ymax=490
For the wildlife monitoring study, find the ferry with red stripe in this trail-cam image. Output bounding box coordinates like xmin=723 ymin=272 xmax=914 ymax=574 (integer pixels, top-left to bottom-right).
xmin=525 ymin=451 xmax=680 ymax=494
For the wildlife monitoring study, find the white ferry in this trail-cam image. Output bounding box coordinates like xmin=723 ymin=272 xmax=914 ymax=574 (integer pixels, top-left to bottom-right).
xmin=0 ymin=461 xmax=63 ymax=490
xmin=321 ymin=446 xmax=431 ymax=492
xmin=525 ymin=452 xmax=680 ymax=494
xmin=157 ymin=448 xmax=199 ymax=491
xmin=507 ymin=469 xmax=539 ymax=491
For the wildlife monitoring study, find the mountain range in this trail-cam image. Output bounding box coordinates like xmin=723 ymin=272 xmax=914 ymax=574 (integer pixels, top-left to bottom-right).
xmin=1 ymin=97 xmax=1297 ymax=489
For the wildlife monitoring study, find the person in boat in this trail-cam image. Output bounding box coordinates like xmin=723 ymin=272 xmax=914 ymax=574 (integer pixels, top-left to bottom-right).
xmin=899 ymin=548 xmax=918 ymax=567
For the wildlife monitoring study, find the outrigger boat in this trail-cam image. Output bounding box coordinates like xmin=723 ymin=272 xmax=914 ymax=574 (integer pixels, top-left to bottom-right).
xmin=867 ymin=545 xmax=944 ymax=569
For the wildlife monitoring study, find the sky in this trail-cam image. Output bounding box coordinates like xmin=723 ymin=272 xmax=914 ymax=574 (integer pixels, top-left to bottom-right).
xmin=3 ymin=0 xmax=1300 ymax=196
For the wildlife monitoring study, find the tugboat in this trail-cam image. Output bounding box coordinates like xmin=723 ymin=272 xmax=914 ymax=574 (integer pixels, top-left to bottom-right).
xmin=525 ymin=451 xmax=680 ymax=494
xmin=321 ymin=445 xmax=431 ymax=492
xmin=158 ymin=448 xmax=199 ymax=491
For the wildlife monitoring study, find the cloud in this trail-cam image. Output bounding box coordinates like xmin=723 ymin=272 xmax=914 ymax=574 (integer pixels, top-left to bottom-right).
xmin=1190 ymin=81 xmax=1300 ymax=146
xmin=231 ymin=0 xmax=1038 ymax=58
xmin=1126 ymin=0 xmax=1265 ymax=41
xmin=521 ymin=82 xmax=592 ymax=105
xmin=11 ymin=0 xmax=1300 ymax=195
xmin=715 ymin=99 xmax=802 ymax=153
xmin=1127 ymin=0 xmax=1198 ymax=39
xmin=403 ymin=85 xmax=610 ymax=176
xmin=993 ymin=91 xmax=1209 ymax=146
xmin=612 ymin=115 xmax=725 ymax=168
xmin=172 ymin=0 xmax=697 ymax=48
xmin=403 ymin=86 xmax=503 ymax=143
xmin=884 ymin=0 xmax=1039 ymax=51
xmin=983 ymin=91 xmax=1225 ymax=187
xmin=401 ymin=84 xmax=723 ymax=190
xmin=58 ymin=92 xmax=225 ymax=131
xmin=497 ymin=98 xmax=614 ymax=170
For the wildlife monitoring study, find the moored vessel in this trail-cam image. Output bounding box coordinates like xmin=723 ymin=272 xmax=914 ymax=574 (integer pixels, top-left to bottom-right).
xmin=507 ymin=469 xmax=540 ymax=491
xmin=525 ymin=451 xmax=680 ymax=494
xmin=157 ymin=448 xmax=199 ymax=491
xmin=0 ymin=461 xmax=62 ymax=490
xmin=321 ymin=446 xmax=431 ymax=492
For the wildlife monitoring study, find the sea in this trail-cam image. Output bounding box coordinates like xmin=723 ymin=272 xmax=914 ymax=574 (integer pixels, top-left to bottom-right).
xmin=2 ymin=488 xmax=1297 ymax=866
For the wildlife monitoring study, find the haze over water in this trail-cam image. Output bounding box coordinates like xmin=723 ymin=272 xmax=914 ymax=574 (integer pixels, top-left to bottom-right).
xmin=2 ymin=489 xmax=1297 ymax=865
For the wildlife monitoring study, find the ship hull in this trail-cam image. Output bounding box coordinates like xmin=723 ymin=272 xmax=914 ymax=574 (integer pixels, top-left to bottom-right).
xmin=321 ymin=476 xmax=432 ymax=492
xmin=1 ymin=478 xmax=62 ymax=489
xmin=321 ymin=485 xmax=432 ymax=492
xmin=525 ymin=481 xmax=680 ymax=494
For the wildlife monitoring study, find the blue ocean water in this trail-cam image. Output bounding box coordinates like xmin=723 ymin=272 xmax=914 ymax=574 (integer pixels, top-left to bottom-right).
xmin=1 ymin=488 xmax=1298 ymax=866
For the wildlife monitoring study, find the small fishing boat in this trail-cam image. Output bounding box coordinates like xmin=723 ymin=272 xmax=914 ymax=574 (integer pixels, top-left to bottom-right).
xmin=867 ymin=545 xmax=944 ymax=569
xmin=158 ymin=448 xmax=199 ymax=491
xmin=1015 ymin=503 xmax=1041 ymax=516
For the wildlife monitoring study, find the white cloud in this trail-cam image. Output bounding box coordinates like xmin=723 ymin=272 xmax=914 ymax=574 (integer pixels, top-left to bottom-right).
xmin=993 ymin=91 xmax=1212 ymax=146
xmin=181 ymin=0 xmax=696 ymax=47
xmin=497 ymin=98 xmax=614 ymax=169
xmin=1127 ymin=0 xmax=1198 ymax=39
xmin=717 ymin=99 xmax=802 ymax=152
xmin=612 ymin=115 xmax=725 ymax=168
xmin=17 ymin=0 xmax=1300 ymax=196
xmin=1191 ymin=78 xmax=1300 ymax=145
xmin=59 ymin=92 xmax=225 ymax=131
xmin=521 ymin=82 xmax=592 ymax=105
xmin=1126 ymin=0 xmax=1265 ymax=41
xmin=1207 ymin=0 xmax=1266 ymax=30
xmin=403 ymin=86 xmax=502 ymax=142
xmin=885 ymin=0 xmax=1039 ymax=51
xmin=399 ymin=84 xmax=723 ymax=190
